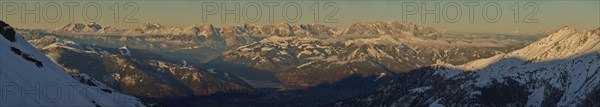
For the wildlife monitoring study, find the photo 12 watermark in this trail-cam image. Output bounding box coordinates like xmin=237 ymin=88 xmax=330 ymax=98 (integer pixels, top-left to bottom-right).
xmin=0 ymin=81 xmax=138 ymax=106
xmin=400 ymin=1 xmax=539 ymax=23
xmin=199 ymin=1 xmax=340 ymax=23
xmin=0 ymin=1 xmax=139 ymax=23
xmin=0 ymin=1 xmax=549 ymax=26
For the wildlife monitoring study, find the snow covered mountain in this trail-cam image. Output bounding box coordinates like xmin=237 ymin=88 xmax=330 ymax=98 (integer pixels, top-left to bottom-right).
xmin=332 ymin=26 xmax=600 ymax=106
xmin=342 ymin=21 xmax=444 ymax=37
xmin=211 ymin=34 xmax=524 ymax=87
xmin=0 ymin=21 xmax=144 ymax=106
xmin=53 ymin=22 xmax=103 ymax=33
xmin=202 ymin=29 xmax=531 ymax=106
xmin=50 ymin=21 xmax=438 ymax=37
xmin=25 ymin=21 xmax=448 ymax=65
xmin=24 ymin=35 xmax=253 ymax=99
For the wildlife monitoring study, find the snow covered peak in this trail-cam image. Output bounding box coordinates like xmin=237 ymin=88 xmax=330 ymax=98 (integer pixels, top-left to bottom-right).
xmin=278 ymin=22 xmax=291 ymax=27
xmin=48 ymin=21 xmax=446 ymax=38
xmin=347 ymin=20 xmax=415 ymax=29
xmin=589 ymin=27 xmax=600 ymax=35
xmin=343 ymin=20 xmax=442 ymax=37
xmin=1 ymin=20 xmax=143 ymax=106
xmin=349 ymin=20 xmax=401 ymax=25
xmin=199 ymin=24 xmax=218 ymax=36
xmin=557 ymin=26 xmax=576 ymax=32
xmin=86 ymin=22 xmax=102 ymax=29
xmin=513 ymin=27 xmax=599 ymax=60
xmin=140 ymin=22 xmax=163 ymax=30
xmin=460 ymin=27 xmax=600 ymax=70
xmin=343 ymin=35 xmax=402 ymax=46
xmin=53 ymin=22 xmax=103 ymax=33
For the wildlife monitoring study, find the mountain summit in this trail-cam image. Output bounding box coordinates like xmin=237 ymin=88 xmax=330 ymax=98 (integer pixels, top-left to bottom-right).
xmin=53 ymin=22 xmax=103 ymax=33
xmin=343 ymin=21 xmax=443 ymax=37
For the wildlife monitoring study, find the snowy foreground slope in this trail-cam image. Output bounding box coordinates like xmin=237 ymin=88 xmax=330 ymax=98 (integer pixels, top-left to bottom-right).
xmin=333 ymin=26 xmax=600 ymax=106
xmin=0 ymin=21 xmax=144 ymax=106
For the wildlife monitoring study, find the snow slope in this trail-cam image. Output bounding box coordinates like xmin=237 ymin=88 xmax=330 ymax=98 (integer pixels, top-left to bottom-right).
xmin=456 ymin=26 xmax=600 ymax=106
xmin=460 ymin=26 xmax=600 ymax=71
xmin=333 ymin=26 xmax=600 ymax=106
xmin=0 ymin=21 xmax=144 ymax=106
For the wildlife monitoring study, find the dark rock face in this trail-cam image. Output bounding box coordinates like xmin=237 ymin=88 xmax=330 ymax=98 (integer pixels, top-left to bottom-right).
xmin=0 ymin=20 xmax=16 ymax=42
xmin=477 ymin=79 xmax=530 ymax=106
xmin=580 ymin=86 xmax=600 ymax=106
xmin=11 ymin=47 xmax=43 ymax=68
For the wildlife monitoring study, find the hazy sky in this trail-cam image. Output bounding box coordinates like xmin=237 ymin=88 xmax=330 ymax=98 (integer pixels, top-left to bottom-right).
xmin=2 ymin=0 xmax=598 ymax=33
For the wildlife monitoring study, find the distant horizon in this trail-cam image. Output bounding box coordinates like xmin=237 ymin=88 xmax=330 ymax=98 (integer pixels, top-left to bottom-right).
xmin=2 ymin=0 xmax=598 ymax=34
xmin=12 ymin=20 xmax=594 ymax=35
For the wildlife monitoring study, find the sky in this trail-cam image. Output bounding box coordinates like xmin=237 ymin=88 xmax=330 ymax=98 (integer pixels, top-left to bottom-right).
xmin=1 ymin=0 xmax=598 ymax=33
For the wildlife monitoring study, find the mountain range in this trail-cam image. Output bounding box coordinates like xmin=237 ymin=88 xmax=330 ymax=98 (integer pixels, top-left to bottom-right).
xmin=11 ymin=20 xmax=555 ymax=106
